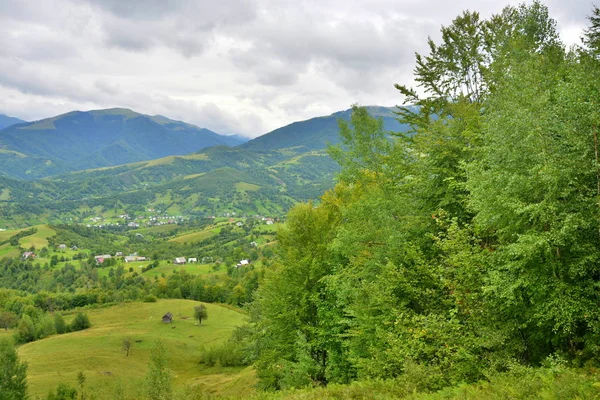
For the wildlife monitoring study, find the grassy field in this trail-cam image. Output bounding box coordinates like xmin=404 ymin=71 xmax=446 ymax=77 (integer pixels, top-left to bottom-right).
xmin=19 ymin=224 xmax=56 ymax=249
xmin=18 ymin=300 xmax=254 ymax=398
xmin=168 ymin=228 xmax=218 ymax=244
xmin=142 ymin=262 xmax=227 ymax=278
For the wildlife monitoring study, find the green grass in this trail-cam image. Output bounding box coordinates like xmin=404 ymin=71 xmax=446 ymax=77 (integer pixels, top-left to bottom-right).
xmin=18 ymin=224 xmax=56 ymax=249
xmin=235 ymin=182 xmax=261 ymax=192
xmin=0 ymin=188 xmax=10 ymax=201
xmin=168 ymin=229 xmax=217 ymax=244
xmin=18 ymin=300 xmax=253 ymax=398
xmin=142 ymin=262 xmax=227 ymax=278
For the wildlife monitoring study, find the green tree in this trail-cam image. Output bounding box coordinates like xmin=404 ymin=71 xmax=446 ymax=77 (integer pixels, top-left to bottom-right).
xmin=0 ymin=311 xmax=18 ymax=331
xmin=193 ymin=304 xmax=208 ymax=325
xmin=54 ymin=313 xmax=67 ymax=334
xmin=15 ymin=315 xmax=35 ymax=344
xmin=144 ymin=340 xmax=172 ymax=400
xmin=0 ymin=338 xmax=28 ymax=400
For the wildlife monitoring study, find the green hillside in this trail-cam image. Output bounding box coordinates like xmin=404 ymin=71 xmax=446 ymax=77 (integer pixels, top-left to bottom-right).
xmin=0 ymin=108 xmax=244 ymax=180
xmin=241 ymin=106 xmax=408 ymax=151
xmin=0 ymin=114 xmax=26 ymax=130
xmin=18 ymin=300 xmax=253 ymax=398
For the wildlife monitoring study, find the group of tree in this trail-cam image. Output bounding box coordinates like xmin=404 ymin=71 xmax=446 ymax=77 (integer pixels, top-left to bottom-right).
xmin=249 ymin=1 xmax=600 ymax=391
xmin=13 ymin=310 xmax=90 ymax=344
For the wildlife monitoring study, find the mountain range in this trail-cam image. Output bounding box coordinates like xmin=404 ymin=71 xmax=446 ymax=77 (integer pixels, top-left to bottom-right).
xmin=0 ymin=105 xmax=406 ymax=225
xmin=0 ymin=108 xmax=244 ymax=180
xmin=0 ymin=114 xmax=25 ymax=130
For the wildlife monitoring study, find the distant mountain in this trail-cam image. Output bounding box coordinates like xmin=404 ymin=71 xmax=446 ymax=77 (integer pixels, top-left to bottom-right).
xmin=241 ymin=106 xmax=407 ymax=151
xmin=0 ymin=114 xmax=26 ymax=130
xmin=0 ymin=108 xmax=243 ymax=180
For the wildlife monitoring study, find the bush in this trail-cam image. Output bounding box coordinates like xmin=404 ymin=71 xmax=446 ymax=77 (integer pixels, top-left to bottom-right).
xmin=199 ymin=341 xmax=249 ymax=367
xmin=69 ymin=312 xmax=91 ymax=332
xmin=54 ymin=313 xmax=67 ymax=334
xmin=144 ymin=295 xmax=158 ymax=303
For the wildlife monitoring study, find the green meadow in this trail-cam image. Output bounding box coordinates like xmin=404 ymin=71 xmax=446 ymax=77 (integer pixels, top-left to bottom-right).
xmin=18 ymin=300 xmax=254 ymax=398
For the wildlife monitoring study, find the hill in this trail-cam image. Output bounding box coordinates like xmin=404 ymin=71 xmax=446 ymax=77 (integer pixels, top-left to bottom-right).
xmin=241 ymin=106 xmax=407 ymax=151
xmin=0 ymin=108 xmax=244 ymax=180
xmin=0 ymin=114 xmax=25 ymax=130
xmin=0 ymin=106 xmax=405 ymax=225
xmin=18 ymin=300 xmax=253 ymax=398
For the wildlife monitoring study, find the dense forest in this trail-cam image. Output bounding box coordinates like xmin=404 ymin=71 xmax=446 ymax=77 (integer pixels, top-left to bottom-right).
xmin=247 ymin=0 xmax=600 ymax=392
xmin=4 ymin=1 xmax=600 ymax=399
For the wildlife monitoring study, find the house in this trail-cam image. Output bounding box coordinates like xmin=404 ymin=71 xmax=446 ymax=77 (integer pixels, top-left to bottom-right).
xmin=174 ymin=257 xmax=187 ymax=265
xmin=58 ymin=244 xmax=67 ymax=250
xmin=96 ymin=257 xmax=105 ymax=264
xmin=115 ymin=252 xmax=123 ymax=257
xmin=124 ymin=256 xmax=136 ymax=263
xmin=236 ymin=221 xmax=243 ymax=227
xmin=188 ymin=258 xmax=197 ymax=263
xmin=162 ymin=312 xmax=173 ymax=323
xmin=250 ymin=241 xmax=258 ymax=247
xmin=236 ymin=259 xmax=250 ymax=268
xmin=95 ymin=254 xmax=111 ymax=260
xmin=71 ymin=245 xmax=78 ymax=251
xmin=137 ymin=256 xmax=147 ymax=261
xmin=265 ymin=218 xmax=274 ymax=225
xmin=22 ymin=252 xmax=36 ymax=260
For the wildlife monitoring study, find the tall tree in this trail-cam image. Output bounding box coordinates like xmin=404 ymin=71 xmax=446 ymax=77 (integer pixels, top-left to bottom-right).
xmin=0 ymin=338 xmax=28 ymax=400
xmin=144 ymin=341 xmax=172 ymax=400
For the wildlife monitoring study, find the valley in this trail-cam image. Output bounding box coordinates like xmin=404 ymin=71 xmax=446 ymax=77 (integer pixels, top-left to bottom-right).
xmin=4 ymin=2 xmax=600 ymax=399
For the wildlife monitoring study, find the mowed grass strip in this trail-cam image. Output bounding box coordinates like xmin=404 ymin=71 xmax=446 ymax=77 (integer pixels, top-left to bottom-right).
xmin=18 ymin=300 xmax=252 ymax=398
xmin=168 ymin=228 xmax=217 ymax=244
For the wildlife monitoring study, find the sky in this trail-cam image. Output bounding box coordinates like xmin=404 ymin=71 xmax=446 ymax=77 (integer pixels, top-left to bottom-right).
xmin=0 ymin=0 xmax=594 ymax=138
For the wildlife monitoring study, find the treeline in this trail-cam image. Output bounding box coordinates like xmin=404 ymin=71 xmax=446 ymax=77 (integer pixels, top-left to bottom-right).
xmin=247 ymin=1 xmax=600 ymax=392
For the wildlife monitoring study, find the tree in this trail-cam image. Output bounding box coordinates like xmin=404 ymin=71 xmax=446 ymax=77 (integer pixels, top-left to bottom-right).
xmin=15 ymin=315 xmax=35 ymax=344
xmin=46 ymin=383 xmax=76 ymax=400
xmin=0 ymin=311 xmax=18 ymax=331
xmin=144 ymin=340 xmax=172 ymax=400
xmin=194 ymin=304 xmax=208 ymax=325
xmin=122 ymin=337 xmax=132 ymax=357
xmin=69 ymin=313 xmax=91 ymax=332
xmin=54 ymin=313 xmax=67 ymax=334
xmin=0 ymin=338 xmax=28 ymax=400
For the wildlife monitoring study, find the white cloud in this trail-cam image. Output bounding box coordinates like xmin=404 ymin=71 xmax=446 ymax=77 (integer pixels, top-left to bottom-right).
xmin=0 ymin=0 xmax=593 ymax=137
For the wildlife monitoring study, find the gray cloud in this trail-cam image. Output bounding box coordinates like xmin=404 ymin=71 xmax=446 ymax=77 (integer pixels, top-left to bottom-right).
xmin=0 ymin=0 xmax=594 ymax=138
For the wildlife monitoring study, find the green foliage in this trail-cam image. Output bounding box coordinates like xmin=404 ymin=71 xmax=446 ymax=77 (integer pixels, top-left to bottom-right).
xmin=46 ymin=383 xmax=76 ymax=400
xmin=54 ymin=313 xmax=67 ymax=334
xmin=145 ymin=340 xmax=173 ymax=400
xmin=0 ymin=311 xmax=18 ymax=330
xmin=0 ymin=338 xmax=28 ymax=400
xmin=69 ymin=312 xmax=91 ymax=332
xmin=194 ymin=304 xmax=208 ymax=324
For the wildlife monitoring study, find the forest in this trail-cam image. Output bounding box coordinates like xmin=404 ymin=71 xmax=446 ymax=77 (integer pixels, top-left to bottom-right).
xmin=4 ymin=1 xmax=600 ymax=399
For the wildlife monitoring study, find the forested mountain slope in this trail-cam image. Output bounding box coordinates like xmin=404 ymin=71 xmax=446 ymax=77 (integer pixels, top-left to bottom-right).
xmin=0 ymin=108 xmax=243 ymax=180
xmin=0 ymin=114 xmax=25 ymax=130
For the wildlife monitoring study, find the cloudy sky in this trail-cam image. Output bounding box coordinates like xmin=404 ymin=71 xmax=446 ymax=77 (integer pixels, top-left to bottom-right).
xmin=0 ymin=0 xmax=593 ymax=137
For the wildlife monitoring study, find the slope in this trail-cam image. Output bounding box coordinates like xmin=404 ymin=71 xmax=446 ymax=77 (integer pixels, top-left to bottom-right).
xmin=241 ymin=106 xmax=408 ymax=151
xmin=0 ymin=108 xmax=243 ymax=180
xmin=0 ymin=114 xmax=26 ymax=130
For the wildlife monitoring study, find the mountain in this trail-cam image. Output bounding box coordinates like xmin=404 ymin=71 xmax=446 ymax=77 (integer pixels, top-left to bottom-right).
xmin=0 ymin=108 xmax=243 ymax=180
xmin=0 ymin=114 xmax=26 ymax=130
xmin=241 ymin=106 xmax=407 ymax=151
xmin=0 ymin=106 xmax=409 ymax=225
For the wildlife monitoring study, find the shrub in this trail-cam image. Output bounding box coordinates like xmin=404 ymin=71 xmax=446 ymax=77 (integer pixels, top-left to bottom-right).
xmin=69 ymin=312 xmax=91 ymax=332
